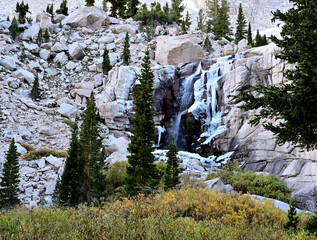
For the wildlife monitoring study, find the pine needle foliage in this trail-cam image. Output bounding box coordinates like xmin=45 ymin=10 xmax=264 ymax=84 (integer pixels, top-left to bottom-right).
xmin=0 ymin=139 xmax=20 ymax=209
xmin=247 ymin=22 xmax=253 ymax=46
xmin=126 ymin=0 xmax=140 ymax=18
xmin=126 ymin=50 xmax=160 ymax=196
xmin=235 ymin=3 xmax=247 ymax=43
xmin=16 ymin=1 xmax=30 ymax=24
xmin=122 ymin=32 xmax=130 ymax=65
xmin=54 ymin=119 xmax=81 ymax=206
xmin=304 ymin=212 xmax=317 ymax=236
xmin=85 ymin=0 xmax=95 ymax=7
xmin=9 ymin=17 xmax=20 ymax=40
xmin=164 ymin=140 xmax=180 ymax=190
xmin=196 ymin=9 xmax=206 ymax=31
xmin=102 ymin=47 xmax=112 ymax=74
xmin=235 ymin=0 xmax=317 ymax=150
xmin=30 ymin=75 xmax=41 ymax=100
xmin=78 ymin=92 xmax=106 ymax=203
xmin=36 ymin=29 xmax=43 ymax=45
xmin=56 ymin=0 xmax=68 ymax=15
xmin=284 ymin=200 xmax=299 ymax=233
xmin=170 ymin=0 xmax=185 ymax=24
xmin=204 ymin=36 xmax=213 ymax=53
xmin=43 ymin=28 xmax=50 ymax=43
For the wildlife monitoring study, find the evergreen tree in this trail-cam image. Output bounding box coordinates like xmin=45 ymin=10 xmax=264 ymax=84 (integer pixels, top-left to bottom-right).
xmin=78 ymin=92 xmax=106 ymax=203
xmin=9 ymin=17 xmax=20 ymax=40
xmin=85 ymin=0 xmax=95 ymax=7
xmin=6 ymin=16 xmax=10 ymax=21
xmin=102 ymin=47 xmax=112 ymax=74
xmin=169 ymin=0 xmax=185 ymax=24
xmin=46 ymin=4 xmax=53 ymax=15
xmin=164 ymin=140 xmax=180 ymax=190
xmin=163 ymin=3 xmax=169 ymax=16
xmin=284 ymin=200 xmax=299 ymax=232
xmin=255 ymin=29 xmax=262 ymax=47
xmin=305 ymin=212 xmax=317 ymax=236
xmin=125 ymin=50 xmax=160 ymax=196
xmin=207 ymin=0 xmax=219 ymax=21
xmin=210 ymin=0 xmax=232 ymax=40
xmin=102 ymin=0 xmax=108 ymax=12
xmin=235 ymin=3 xmax=247 ymax=43
xmin=122 ymin=32 xmax=130 ymax=65
xmin=126 ymin=0 xmax=140 ymax=18
xmin=16 ymin=1 xmax=30 ymax=24
xmin=185 ymin=11 xmax=191 ymax=29
xmin=30 ymin=75 xmax=41 ymax=100
xmin=247 ymin=22 xmax=253 ymax=46
xmin=196 ymin=9 xmax=206 ymax=31
xmin=43 ymin=28 xmax=50 ymax=43
xmin=56 ymin=0 xmax=68 ymax=16
xmin=109 ymin=0 xmax=126 ymax=18
xmin=204 ymin=36 xmax=213 ymax=53
xmin=261 ymin=34 xmax=268 ymax=45
xmin=0 ymin=139 xmax=20 ymax=209
xmin=54 ymin=119 xmax=81 ymax=206
xmin=36 ymin=29 xmax=43 ymax=45
xmin=236 ymin=0 xmax=317 ymax=150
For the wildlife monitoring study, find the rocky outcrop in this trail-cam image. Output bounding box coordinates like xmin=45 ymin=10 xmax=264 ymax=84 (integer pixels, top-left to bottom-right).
xmin=155 ymin=35 xmax=204 ymax=66
xmin=62 ymin=6 xmax=108 ymax=30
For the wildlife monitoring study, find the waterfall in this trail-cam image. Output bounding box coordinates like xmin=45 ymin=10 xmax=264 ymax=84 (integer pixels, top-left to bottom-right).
xmin=162 ymin=54 xmax=240 ymax=151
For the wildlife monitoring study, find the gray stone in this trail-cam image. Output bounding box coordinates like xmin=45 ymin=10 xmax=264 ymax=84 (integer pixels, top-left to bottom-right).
xmin=57 ymin=103 xmax=77 ymax=119
xmin=0 ymin=56 xmax=17 ymax=70
xmin=68 ymin=42 xmax=85 ymax=60
xmin=12 ymin=69 xmax=35 ymax=84
xmin=53 ymin=52 xmax=68 ymax=65
xmin=45 ymin=155 xmax=63 ymax=168
xmin=39 ymin=49 xmax=50 ymax=60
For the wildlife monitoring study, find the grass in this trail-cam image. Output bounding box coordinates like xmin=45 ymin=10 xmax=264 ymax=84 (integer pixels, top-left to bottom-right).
xmin=22 ymin=145 xmax=68 ymax=160
xmin=0 ymin=188 xmax=315 ymax=239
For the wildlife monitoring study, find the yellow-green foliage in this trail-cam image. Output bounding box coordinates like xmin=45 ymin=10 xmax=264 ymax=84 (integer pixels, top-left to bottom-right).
xmin=20 ymin=143 xmax=36 ymax=152
xmin=23 ymin=148 xmax=68 ymax=160
xmin=0 ymin=188 xmax=314 ymax=239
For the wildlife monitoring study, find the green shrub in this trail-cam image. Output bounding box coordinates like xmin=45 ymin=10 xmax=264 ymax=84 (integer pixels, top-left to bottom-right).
xmin=206 ymin=163 xmax=291 ymax=202
xmin=23 ymin=148 xmax=68 ymax=160
xmin=105 ymin=161 xmax=128 ymax=200
xmin=305 ymin=212 xmax=317 ymax=236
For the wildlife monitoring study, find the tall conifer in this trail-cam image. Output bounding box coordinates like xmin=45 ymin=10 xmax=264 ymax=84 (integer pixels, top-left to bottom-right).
xmin=236 ymin=0 xmax=317 ymax=150
xmin=79 ymin=92 xmax=106 ymax=203
xmin=170 ymin=0 xmax=185 ymax=24
xmin=235 ymin=3 xmax=247 ymax=43
xmin=126 ymin=0 xmax=140 ymax=18
xmin=126 ymin=50 xmax=160 ymax=196
xmin=0 ymin=139 xmax=20 ymax=209
xmin=54 ymin=119 xmax=81 ymax=206
xmin=102 ymin=47 xmax=112 ymax=74
xmin=9 ymin=17 xmax=20 ymax=40
xmin=30 ymin=75 xmax=41 ymax=100
xmin=122 ymin=32 xmax=130 ymax=65
xmin=164 ymin=140 xmax=180 ymax=190
xmin=247 ymin=22 xmax=253 ymax=46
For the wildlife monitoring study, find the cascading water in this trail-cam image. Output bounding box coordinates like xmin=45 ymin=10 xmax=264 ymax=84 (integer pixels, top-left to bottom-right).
xmin=164 ymin=64 xmax=202 ymax=150
xmin=160 ymin=54 xmax=240 ymax=151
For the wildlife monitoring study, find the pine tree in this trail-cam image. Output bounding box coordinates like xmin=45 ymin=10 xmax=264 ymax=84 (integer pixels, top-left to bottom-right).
xmin=255 ymin=29 xmax=261 ymax=47
xmin=46 ymin=4 xmax=53 ymax=15
xmin=43 ymin=28 xmax=50 ymax=43
xmin=164 ymin=140 xmax=180 ymax=190
xmin=236 ymin=0 xmax=317 ymax=150
xmin=102 ymin=0 xmax=108 ymax=12
xmin=261 ymin=34 xmax=268 ymax=45
xmin=56 ymin=0 xmax=68 ymax=16
xmin=284 ymin=200 xmax=299 ymax=232
xmin=235 ymin=3 xmax=247 ymax=43
xmin=247 ymin=22 xmax=253 ymax=46
xmin=109 ymin=0 xmax=126 ymax=18
xmin=126 ymin=0 xmax=140 ymax=18
xmin=211 ymin=0 xmax=232 ymax=40
xmin=170 ymin=0 xmax=185 ymax=24
xmin=30 ymin=75 xmax=41 ymax=100
xmin=163 ymin=3 xmax=169 ymax=16
xmin=6 ymin=16 xmax=10 ymax=21
xmin=36 ymin=29 xmax=43 ymax=45
xmin=122 ymin=32 xmax=130 ymax=65
xmin=0 ymin=139 xmax=20 ymax=209
xmin=102 ymin=47 xmax=112 ymax=74
xmin=9 ymin=17 xmax=20 ymax=40
xmin=85 ymin=0 xmax=95 ymax=7
xmin=196 ymin=9 xmax=206 ymax=31
xmin=125 ymin=50 xmax=160 ymax=196
xmin=54 ymin=119 xmax=81 ymax=206
xmin=79 ymin=92 xmax=106 ymax=203
xmin=204 ymin=36 xmax=213 ymax=53
xmin=16 ymin=1 xmax=30 ymax=24
xmin=305 ymin=212 xmax=317 ymax=236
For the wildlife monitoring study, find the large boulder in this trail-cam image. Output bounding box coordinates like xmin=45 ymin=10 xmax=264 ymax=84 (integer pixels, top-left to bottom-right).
xmin=0 ymin=56 xmax=17 ymax=70
xmin=36 ymin=12 xmax=53 ymax=30
xmin=20 ymin=23 xmax=40 ymax=41
xmin=12 ymin=69 xmax=35 ymax=84
xmin=68 ymin=42 xmax=85 ymax=60
xmin=62 ymin=6 xmax=108 ymax=30
xmin=155 ymin=35 xmax=204 ymax=66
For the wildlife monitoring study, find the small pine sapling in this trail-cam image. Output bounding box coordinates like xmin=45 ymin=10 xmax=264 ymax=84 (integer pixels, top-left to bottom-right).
xmin=30 ymin=75 xmax=42 ymax=100
xmin=284 ymin=200 xmax=299 ymax=233
xmin=204 ymin=36 xmax=213 ymax=53
xmin=164 ymin=140 xmax=180 ymax=190
xmin=102 ymin=47 xmax=112 ymax=74
xmin=56 ymin=0 xmax=68 ymax=15
xmin=305 ymin=212 xmax=317 ymax=236
xmin=6 ymin=16 xmax=10 ymax=21
xmin=122 ymin=32 xmax=130 ymax=65
xmin=44 ymin=28 xmax=50 ymax=43
xmin=247 ymin=22 xmax=253 ymax=47
xmin=9 ymin=17 xmax=20 ymax=40
xmin=85 ymin=0 xmax=95 ymax=7
xmin=36 ymin=29 xmax=43 ymax=45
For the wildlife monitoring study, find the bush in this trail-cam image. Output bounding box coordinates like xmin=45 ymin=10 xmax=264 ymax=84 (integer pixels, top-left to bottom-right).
xmin=23 ymin=148 xmax=68 ymax=160
xmin=305 ymin=212 xmax=317 ymax=236
xmin=1 ymin=188 xmax=314 ymax=239
xmin=206 ymin=164 xmax=292 ymax=202
xmin=20 ymin=143 xmax=36 ymax=152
